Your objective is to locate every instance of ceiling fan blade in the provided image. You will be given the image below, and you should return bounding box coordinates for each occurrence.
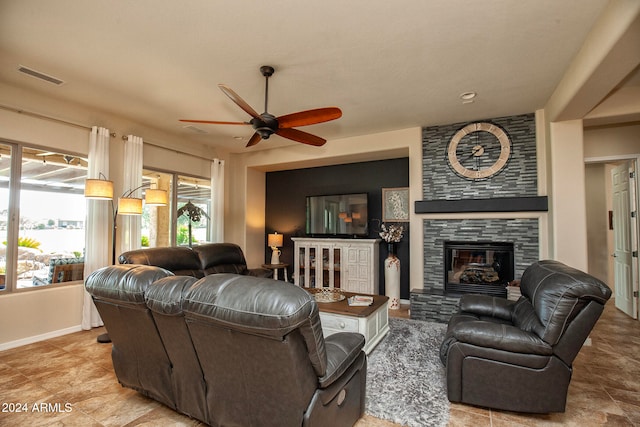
[276,128,326,146]
[245,132,262,148]
[277,107,342,129]
[218,84,260,119]
[179,119,249,125]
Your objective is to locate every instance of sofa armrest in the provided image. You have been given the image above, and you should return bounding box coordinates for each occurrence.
[452,321,552,355]
[246,267,274,278]
[459,294,515,321]
[318,332,365,388]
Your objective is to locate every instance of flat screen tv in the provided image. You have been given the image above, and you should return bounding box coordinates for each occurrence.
[306,193,368,237]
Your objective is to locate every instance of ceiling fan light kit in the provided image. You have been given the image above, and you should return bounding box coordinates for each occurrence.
[180,65,342,147]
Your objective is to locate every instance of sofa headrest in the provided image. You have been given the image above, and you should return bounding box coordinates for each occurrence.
[119,246,203,277]
[183,274,315,333]
[520,260,612,344]
[145,276,199,315]
[85,264,174,304]
[183,274,327,376]
[192,243,247,270]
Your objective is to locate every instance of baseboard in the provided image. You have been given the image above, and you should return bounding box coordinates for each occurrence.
[0,325,83,351]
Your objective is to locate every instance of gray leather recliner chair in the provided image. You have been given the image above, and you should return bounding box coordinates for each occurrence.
[439,260,612,413]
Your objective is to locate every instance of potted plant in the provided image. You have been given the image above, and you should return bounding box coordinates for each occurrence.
[177,201,210,248]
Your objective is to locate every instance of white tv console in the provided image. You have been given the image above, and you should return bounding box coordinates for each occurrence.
[292,237,381,295]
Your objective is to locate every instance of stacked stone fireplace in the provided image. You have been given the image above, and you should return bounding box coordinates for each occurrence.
[411,113,544,323]
[411,218,540,322]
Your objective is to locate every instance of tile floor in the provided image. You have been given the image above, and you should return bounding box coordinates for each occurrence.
[0,301,637,426]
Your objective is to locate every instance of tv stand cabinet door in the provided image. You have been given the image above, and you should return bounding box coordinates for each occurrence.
[342,243,378,294]
[293,240,339,288]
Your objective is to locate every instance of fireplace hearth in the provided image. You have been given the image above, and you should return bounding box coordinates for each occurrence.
[443,241,514,298]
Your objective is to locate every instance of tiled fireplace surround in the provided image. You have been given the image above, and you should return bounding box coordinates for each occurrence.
[410,113,543,323]
[411,218,540,322]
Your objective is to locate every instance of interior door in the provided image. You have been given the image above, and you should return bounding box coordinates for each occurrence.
[612,161,638,319]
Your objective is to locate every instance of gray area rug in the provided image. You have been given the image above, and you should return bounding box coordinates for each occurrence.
[365,317,449,427]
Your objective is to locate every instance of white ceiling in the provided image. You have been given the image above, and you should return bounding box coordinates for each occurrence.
[0,0,629,154]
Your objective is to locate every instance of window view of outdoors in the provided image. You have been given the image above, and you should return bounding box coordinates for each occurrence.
[1,146,87,290]
[0,150,212,291]
[142,169,172,248]
[176,175,211,246]
[0,143,12,291]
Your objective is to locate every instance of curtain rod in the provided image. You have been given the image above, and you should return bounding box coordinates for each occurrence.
[121,135,218,163]
[1,103,218,163]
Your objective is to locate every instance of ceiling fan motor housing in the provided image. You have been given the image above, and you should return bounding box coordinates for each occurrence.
[251,113,278,139]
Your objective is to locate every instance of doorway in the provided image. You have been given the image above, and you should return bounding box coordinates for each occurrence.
[585,159,639,319]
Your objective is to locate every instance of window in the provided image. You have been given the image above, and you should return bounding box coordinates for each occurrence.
[0,143,13,291]
[1,145,87,291]
[141,169,173,248]
[141,169,211,248]
[176,175,211,246]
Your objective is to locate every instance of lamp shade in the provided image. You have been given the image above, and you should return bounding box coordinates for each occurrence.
[144,189,168,206]
[84,178,114,200]
[268,232,283,247]
[118,197,143,215]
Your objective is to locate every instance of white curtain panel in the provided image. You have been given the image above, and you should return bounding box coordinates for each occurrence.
[210,159,225,242]
[120,135,143,254]
[82,126,110,330]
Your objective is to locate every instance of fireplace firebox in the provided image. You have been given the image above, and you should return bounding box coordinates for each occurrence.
[444,241,514,298]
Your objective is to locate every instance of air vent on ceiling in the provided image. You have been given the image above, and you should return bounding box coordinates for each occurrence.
[17,65,65,86]
[182,125,209,134]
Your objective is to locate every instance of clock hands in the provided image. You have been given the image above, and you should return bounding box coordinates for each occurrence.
[461,145,485,165]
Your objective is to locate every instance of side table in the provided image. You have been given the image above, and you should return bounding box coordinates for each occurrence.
[262,263,289,281]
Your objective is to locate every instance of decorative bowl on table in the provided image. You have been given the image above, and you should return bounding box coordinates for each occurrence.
[309,287,345,303]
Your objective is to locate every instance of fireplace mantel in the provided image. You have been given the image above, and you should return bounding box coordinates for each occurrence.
[415,196,548,214]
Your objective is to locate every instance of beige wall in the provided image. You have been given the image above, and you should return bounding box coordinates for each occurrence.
[584,124,640,158]
[549,120,589,270]
[0,84,218,349]
[585,163,609,283]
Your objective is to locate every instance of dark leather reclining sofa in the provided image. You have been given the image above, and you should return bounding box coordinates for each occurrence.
[85,245,367,427]
[439,260,612,413]
[118,242,273,278]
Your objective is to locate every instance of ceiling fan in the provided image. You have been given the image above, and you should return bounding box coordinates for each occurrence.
[180,65,342,147]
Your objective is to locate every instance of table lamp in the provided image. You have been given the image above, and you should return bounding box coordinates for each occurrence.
[268,232,283,264]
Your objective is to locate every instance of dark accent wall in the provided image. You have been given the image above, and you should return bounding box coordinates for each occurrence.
[265,158,410,298]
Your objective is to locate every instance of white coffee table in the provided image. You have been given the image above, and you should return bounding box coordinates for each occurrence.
[310,290,389,354]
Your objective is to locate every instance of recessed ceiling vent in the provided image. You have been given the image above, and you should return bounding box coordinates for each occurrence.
[17,65,65,86]
[182,125,209,134]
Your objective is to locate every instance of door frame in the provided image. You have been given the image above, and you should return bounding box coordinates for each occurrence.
[585,154,640,320]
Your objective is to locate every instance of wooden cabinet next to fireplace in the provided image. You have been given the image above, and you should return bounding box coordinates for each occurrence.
[292,238,381,294]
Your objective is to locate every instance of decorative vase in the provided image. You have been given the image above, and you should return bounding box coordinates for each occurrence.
[384,242,401,310]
